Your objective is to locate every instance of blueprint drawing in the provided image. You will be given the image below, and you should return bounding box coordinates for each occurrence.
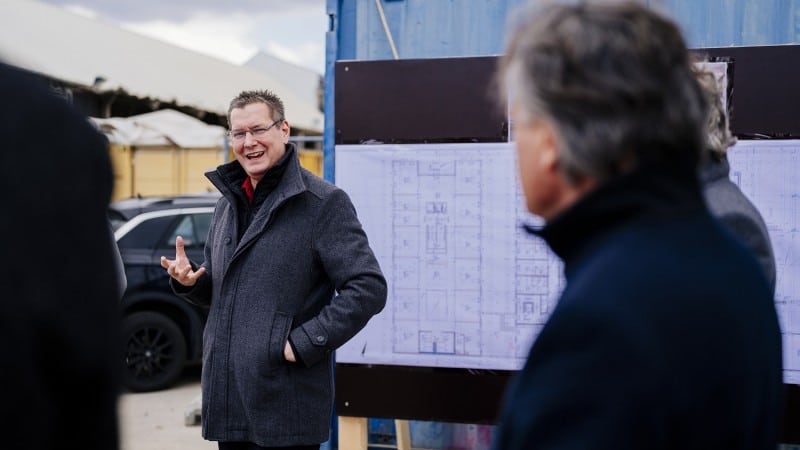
[728,140,800,384]
[335,143,562,370]
[334,141,798,381]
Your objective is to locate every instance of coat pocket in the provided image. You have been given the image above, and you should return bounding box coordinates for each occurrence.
[266,311,293,371]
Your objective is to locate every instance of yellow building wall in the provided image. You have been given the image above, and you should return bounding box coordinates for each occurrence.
[298,149,323,178]
[132,147,179,197]
[110,144,133,200]
[179,149,221,193]
[110,145,321,200]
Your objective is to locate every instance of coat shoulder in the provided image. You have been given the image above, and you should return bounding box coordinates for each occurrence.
[301,169,341,200]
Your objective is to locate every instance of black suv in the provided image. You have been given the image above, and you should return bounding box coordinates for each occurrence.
[111,193,219,391]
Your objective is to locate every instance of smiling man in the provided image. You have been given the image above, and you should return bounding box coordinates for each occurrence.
[161,90,387,450]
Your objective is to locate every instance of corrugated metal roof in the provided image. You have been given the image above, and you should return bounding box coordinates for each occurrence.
[0,0,323,132]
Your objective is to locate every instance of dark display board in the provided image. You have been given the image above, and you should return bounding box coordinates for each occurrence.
[699,45,800,139]
[334,46,800,440]
[334,56,506,144]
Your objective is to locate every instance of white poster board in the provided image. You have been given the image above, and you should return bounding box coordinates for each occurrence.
[336,140,800,382]
[335,143,562,370]
[727,140,800,383]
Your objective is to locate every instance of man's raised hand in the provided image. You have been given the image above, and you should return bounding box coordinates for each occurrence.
[160,235,206,287]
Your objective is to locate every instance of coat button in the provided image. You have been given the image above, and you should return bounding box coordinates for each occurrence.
[225,237,231,244]
[316,336,325,343]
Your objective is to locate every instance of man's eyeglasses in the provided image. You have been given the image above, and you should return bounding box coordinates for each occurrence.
[229,119,283,141]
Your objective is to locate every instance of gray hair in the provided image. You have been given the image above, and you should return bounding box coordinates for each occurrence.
[227,89,285,127]
[695,69,736,156]
[498,2,708,185]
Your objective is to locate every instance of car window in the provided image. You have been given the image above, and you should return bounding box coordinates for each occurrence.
[118,216,174,250]
[166,215,197,248]
[164,213,212,249]
[193,213,212,246]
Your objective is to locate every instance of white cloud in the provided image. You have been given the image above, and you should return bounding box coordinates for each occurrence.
[47,0,328,72]
[61,4,98,19]
[120,12,261,65]
[43,0,324,22]
[247,6,327,73]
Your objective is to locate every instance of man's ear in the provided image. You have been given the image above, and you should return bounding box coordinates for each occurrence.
[535,118,561,174]
[537,120,597,201]
[281,120,291,144]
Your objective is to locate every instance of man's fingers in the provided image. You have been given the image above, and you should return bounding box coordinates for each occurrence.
[175,235,187,258]
[164,241,204,286]
[169,265,205,287]
[176,263,193,280]
[188,266,206,282]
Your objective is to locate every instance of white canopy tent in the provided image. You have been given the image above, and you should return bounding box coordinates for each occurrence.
[92,109,227,148]
[0,0,323,133]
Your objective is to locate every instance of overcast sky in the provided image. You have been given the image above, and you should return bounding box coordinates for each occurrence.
[40,0,328,74]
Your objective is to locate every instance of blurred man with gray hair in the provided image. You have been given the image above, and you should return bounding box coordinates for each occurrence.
[493,2,782,449]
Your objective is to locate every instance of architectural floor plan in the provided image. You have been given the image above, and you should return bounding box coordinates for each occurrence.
[335,143,562,370]
[336,140,800,380]
[728,140,800,383]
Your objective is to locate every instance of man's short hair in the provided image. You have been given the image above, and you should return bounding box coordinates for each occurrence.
[228,90,285,127]
[498,2,708,184]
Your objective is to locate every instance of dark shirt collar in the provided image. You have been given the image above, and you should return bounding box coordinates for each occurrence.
[248,145,293,206]
[213,144,295,206]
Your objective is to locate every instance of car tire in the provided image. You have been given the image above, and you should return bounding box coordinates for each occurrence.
[122,311,187,392]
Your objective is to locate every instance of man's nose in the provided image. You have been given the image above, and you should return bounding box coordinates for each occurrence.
[243,131,258,145]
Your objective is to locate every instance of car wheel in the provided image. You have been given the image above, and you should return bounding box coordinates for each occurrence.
[122,311,187,392]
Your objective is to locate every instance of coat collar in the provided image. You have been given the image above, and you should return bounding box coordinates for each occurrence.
[206,143,307,205]
[526,164,705,271]
[698,153,730,185]
[206,143,308,257]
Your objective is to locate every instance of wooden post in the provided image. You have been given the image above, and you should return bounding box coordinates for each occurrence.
[338,416,368,450]
[394,419,410,450]
[338,416,412,450]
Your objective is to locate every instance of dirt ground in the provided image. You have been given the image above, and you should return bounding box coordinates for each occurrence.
[119,367,216,450]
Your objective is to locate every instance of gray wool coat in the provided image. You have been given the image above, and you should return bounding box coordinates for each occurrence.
[700,154,776,294]
[174,145,387,446]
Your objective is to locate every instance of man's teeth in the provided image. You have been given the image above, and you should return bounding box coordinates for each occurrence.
[246,151,265,159]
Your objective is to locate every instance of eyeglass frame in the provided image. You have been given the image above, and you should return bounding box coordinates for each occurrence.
[228,118,284,141]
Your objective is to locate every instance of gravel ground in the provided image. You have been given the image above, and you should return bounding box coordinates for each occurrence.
[119,367,216,450]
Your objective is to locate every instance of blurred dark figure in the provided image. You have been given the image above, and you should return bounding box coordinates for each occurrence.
[0,61,120,449]
[493,2,782,449]
[696,68,776,294]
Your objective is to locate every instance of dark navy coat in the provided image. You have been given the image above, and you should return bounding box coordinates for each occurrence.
[493,167,782,449]
[176,146,387,446]
[0,62,120,449]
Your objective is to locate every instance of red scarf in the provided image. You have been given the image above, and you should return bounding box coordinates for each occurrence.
[241,177,254,203]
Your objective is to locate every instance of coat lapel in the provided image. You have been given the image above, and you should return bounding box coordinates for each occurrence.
[229,153,308,264]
